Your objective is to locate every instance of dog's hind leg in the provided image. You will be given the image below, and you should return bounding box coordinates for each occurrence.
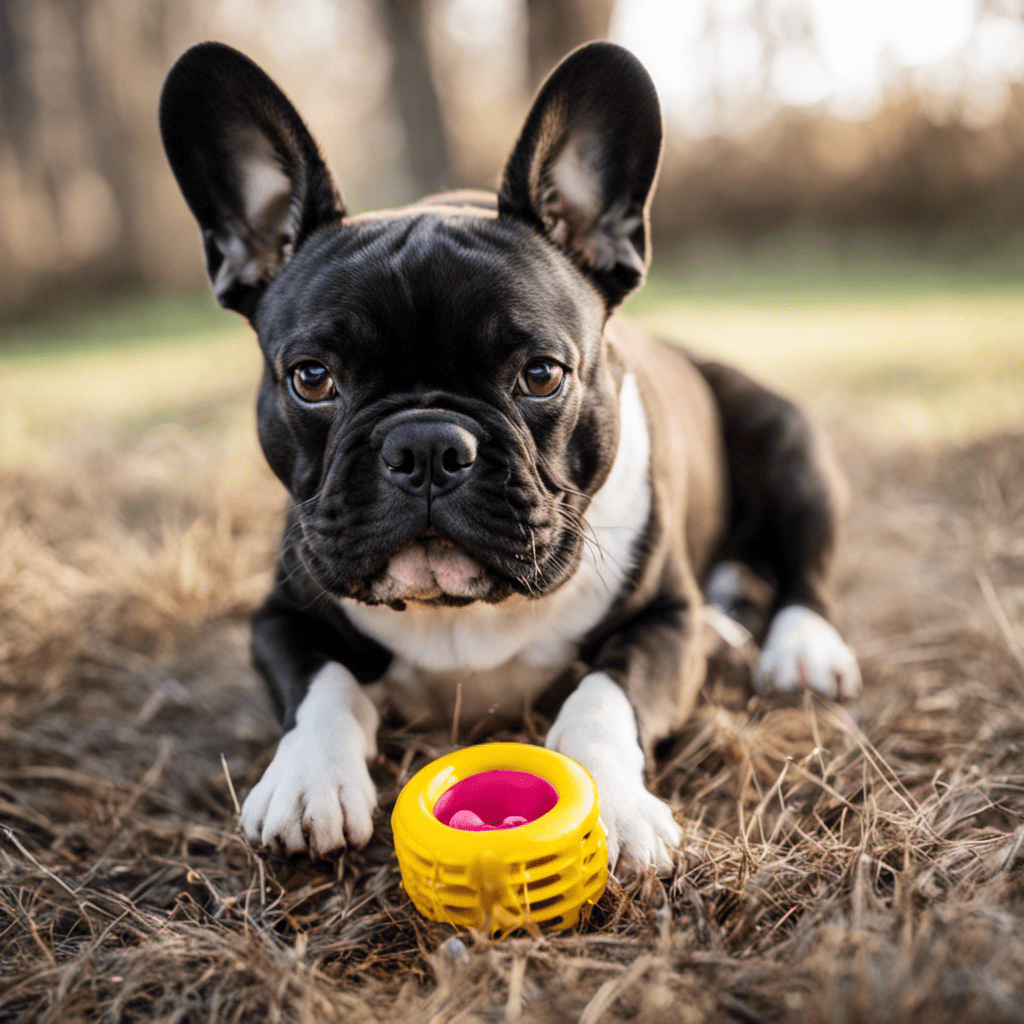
[697,360,861,699]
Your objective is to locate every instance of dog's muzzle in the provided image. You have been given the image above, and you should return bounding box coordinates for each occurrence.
[360,409,498,603]
[371,409,482,498]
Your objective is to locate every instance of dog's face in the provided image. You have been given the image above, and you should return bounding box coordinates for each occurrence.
[160,42,662,608]
[253,213,612,607]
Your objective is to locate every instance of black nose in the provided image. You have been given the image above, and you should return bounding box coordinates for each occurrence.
[378,414,478,496]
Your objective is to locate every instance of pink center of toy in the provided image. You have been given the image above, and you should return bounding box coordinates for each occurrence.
[433,770,558,831]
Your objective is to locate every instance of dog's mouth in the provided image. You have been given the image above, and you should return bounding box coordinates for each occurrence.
[367,533,496,606]
[302,519,579,610]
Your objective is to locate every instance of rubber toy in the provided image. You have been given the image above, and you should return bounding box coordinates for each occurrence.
[392,743,608,936]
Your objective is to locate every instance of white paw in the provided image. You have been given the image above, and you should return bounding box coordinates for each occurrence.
[756,605,861,699]
[704,562,749,615]
[587,766,681,876]
[545,673,681,876]
[240,729,377,856]
[240,663,380,857]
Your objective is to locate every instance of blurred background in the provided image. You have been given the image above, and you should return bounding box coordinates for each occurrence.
[2,0,1024,461]
[7,9,1024,1014]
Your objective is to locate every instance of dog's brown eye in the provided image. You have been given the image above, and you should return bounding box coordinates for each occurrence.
[291,361,336,403]
[517,359,564,398]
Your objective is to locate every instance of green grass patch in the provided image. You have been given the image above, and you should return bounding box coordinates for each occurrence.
[628,229,1024,311]
[2,234,1023,463]
[0,294,256,469]
[0,289,233,361]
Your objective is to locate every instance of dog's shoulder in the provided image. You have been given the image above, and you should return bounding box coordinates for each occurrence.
[607,317,729,577]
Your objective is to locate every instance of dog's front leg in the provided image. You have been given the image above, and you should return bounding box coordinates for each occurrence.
[239,607,380,858]
[545,599,700,876]
[546,674,682,875]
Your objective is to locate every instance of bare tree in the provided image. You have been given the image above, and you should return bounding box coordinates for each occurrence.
[0,0,32,151]
[379,0,451,197]
[66,0,146,288]
[525,0,615,87]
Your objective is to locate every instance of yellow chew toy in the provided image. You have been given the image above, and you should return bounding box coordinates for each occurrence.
[391,743,608,936]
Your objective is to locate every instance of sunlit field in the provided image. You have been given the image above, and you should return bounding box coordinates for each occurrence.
[3,243,1024,1022]
[4,238,1024,461]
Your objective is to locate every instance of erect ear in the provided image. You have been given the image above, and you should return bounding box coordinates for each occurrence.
[498,41,663,308]
[159,42,343,320]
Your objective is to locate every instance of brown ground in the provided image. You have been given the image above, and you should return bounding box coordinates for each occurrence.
[2,423,1024,1024]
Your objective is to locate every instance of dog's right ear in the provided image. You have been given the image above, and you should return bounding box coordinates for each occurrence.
[498,42,662,309]
[159,42,343,320]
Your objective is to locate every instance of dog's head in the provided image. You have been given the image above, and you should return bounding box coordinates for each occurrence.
[160,41,662,608]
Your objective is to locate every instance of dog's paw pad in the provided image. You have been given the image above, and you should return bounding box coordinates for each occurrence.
[756,605,861,699]
[240,733,377,857]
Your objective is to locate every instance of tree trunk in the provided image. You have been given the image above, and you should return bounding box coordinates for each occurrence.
[0,0,33,149]
[65,0,146,287]
[525,0,615,88]
[379,0,451,198]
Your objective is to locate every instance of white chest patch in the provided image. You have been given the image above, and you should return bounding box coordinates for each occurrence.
[341,373,652,726]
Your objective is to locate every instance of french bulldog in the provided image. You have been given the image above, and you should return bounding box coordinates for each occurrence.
[159,40,860,874]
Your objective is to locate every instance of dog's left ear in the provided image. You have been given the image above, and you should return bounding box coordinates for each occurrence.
[499,42,663,307]
[159,42,343,320]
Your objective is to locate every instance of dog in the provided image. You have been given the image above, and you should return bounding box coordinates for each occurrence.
[159,40,860,874]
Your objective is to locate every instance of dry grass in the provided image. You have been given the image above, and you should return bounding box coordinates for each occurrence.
[3,316,1024,1021]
